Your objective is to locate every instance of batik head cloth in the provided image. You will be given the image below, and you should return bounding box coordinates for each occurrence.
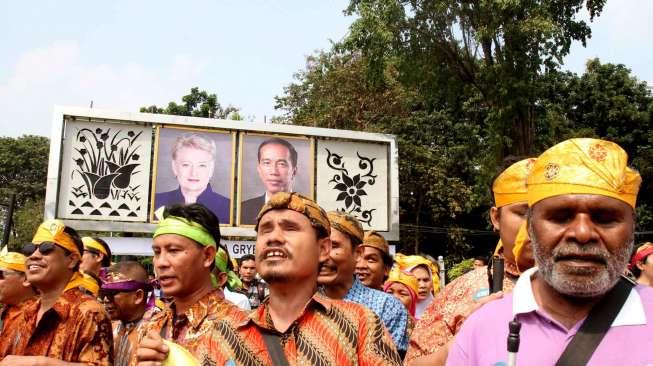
[630,242,653,270]
[394,253,440,293]
[82,237,108,256]
[32,219,80,255]
[361,230,389,255]
[492,158,536,207]
[327,211,364,244]
[383,268,419,316]
[153,216,216,247]
[527,138,641,208]
[256,192,330,237]
[0,246,26,273]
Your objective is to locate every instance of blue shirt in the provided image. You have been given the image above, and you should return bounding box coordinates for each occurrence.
[344,278,410,351]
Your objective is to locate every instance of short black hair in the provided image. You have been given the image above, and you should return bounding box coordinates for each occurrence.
[87,237,112,267]
[239,254,256,265]
[162,203,221,271]
[257,138,298,168]
[63,226,84,272]
[474,256,488,265]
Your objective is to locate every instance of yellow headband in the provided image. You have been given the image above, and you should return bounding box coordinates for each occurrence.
[361,230,389,255]
[32,219,80,255]
[0,246,27,273]
[82,237,108,256]
[528,138,641,208]
[256,192,331,236]
[328,211,364,243]
[493,158,536,207]
[385,267,419,295]
[511,220,530,273]
[394,253,440,293]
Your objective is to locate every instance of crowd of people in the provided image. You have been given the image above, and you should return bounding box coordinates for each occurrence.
[0,137,652,365]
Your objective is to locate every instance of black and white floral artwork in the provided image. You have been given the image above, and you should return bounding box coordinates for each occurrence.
[316,140,389,230]
[57,120,152,221]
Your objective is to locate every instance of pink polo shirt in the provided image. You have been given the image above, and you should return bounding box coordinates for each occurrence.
[446,267,653,365]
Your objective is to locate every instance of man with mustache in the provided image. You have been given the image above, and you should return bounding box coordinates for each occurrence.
[447,138,653,365]
[318,211,410,357]
[406,158,535,365]
[0,220,113,365]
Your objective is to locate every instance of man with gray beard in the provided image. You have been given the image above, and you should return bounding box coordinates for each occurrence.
[446,138,653,365]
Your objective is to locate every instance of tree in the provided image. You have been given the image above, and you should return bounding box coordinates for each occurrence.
[0,135,50,205]
[141,87,240,119]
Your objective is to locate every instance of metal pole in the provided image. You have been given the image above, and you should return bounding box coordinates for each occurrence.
[437,255,446,288]
[2,194,16,246]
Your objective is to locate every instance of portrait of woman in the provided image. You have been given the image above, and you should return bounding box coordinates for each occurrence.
[152,128,234,224]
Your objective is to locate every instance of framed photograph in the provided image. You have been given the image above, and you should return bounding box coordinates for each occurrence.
[237,133,314,226]
[150,126,236,225]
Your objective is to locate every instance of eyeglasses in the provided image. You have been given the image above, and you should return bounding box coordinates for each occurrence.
[21,242,58,256]
[99,289,137,302]
[0,269,22,280]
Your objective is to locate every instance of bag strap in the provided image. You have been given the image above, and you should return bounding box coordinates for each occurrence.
[555,276,635,366]
[262,330,291,366]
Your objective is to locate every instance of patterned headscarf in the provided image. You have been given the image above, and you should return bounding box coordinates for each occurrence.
[32,219,80,255]
[630,242,653,271]
[527,138,641,208]
[0,246,26,273]
[327,211,364,244]
[394,253,440,293]
[361,231,389,255]
[383,268,419,316]
[493,158,536,208]
[256,192,330,237]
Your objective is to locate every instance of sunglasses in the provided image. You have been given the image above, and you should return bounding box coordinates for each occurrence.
[99,289,139,302]
[21,242,60,256]
[0,269,22,280]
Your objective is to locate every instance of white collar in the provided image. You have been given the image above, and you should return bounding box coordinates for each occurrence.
[512,267,646,327]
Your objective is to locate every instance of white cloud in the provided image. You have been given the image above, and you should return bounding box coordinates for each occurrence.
[0,41,210,137]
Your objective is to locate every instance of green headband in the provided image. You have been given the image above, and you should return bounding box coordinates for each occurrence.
[153,216,216,247]
[213,247,243,291]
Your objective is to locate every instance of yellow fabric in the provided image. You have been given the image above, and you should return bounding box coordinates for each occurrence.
[63,271,87,293]
[256,192,330,236]
[328,211,364,243]
[511,221,530,273]
[385,267,419,295]
[162,340,200,366]
[361,231,389,255]
[78,272,100,296]
[492,158,537,207]
[82,237,108,256]
[527,138,641,208]
[394,253,440,293]
[32,219,80,255]
[0,246,27,273]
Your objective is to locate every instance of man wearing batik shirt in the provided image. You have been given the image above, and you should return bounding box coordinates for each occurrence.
[0,219,113,365]
[100,261,154,366]
[355,230,394,290]
[135,204,249,365]
[448,138,653,365]
[0,247,37,336]
[238,254,268,309]
[318,211,410,357]
[406,158,536,365]
[201,192,401,365]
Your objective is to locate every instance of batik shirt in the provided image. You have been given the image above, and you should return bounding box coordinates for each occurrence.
[344,277,410,352]
[204,292,402,365]
[0,303,26,337]
[112,317,147,366]
[0,288,113,365]
[135,288,250,365]
[405,266,516,362]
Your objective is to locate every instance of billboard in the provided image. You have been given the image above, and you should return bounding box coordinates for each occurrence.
[45,107,400,239]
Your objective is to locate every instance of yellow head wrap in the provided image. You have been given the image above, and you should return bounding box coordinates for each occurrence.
[528,138,641,208]
[82,237,108,256]
[511,220,530,273]
[394,253,440,293]
[32,219,80,255]
[385,267,420,295]
[256,192,330,237]
[0,246,27,273]
[493,158,537,207]
[77,272,100,296]
[361,231,390,255]
[328,211,364,244]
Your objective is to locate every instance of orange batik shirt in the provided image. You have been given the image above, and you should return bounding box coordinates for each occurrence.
[405,266,516,362]
[0,288,113,365]
[204,292,403,366]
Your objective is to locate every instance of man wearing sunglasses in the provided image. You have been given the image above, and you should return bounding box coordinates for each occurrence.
[0,247,37,337]
[100,261,154,366]
[0,219,113,365]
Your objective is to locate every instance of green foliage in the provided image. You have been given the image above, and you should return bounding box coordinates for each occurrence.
[447,258,474,282]
[8,198,44,248]
[0,135,50,205]
[140,87,240,119]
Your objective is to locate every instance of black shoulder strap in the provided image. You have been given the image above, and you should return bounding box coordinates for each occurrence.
[555,276,635,366]
[262,330,291,366]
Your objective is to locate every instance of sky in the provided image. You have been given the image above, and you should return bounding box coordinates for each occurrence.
[1,1,652,138]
